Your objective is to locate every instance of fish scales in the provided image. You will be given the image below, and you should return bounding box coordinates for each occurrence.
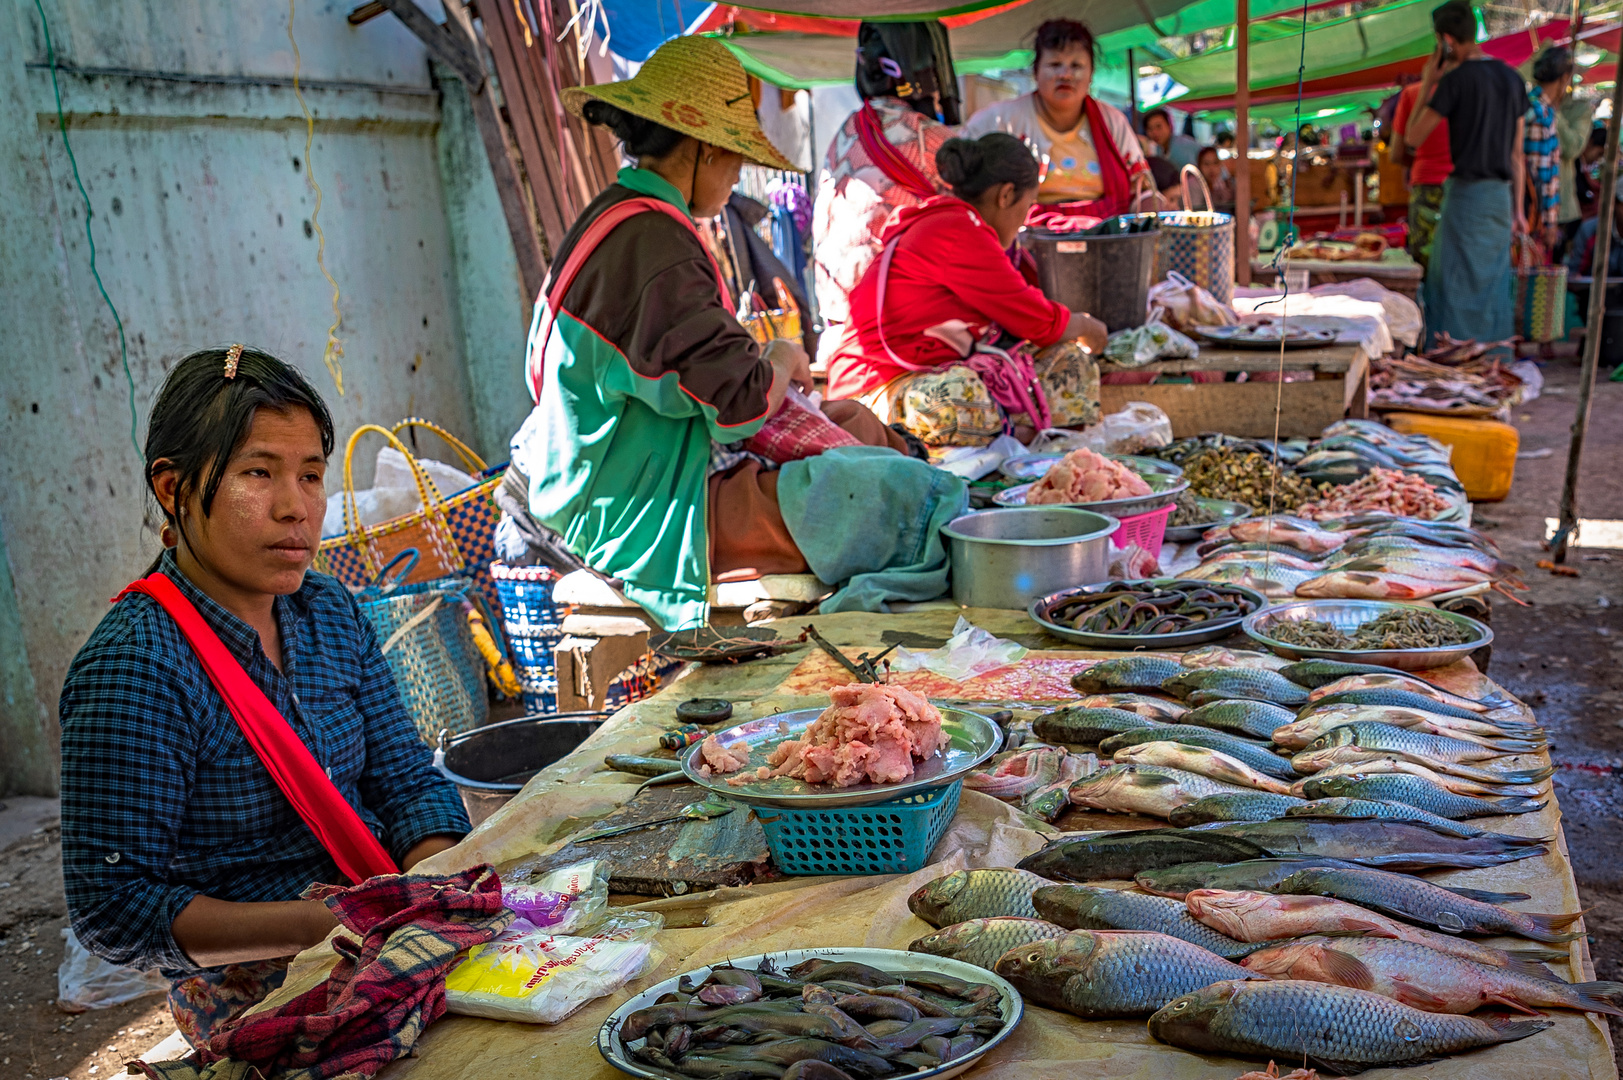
[1033,706,1163,745]
[1149,979,1551,1073]
[1112,742,1295,794]
[1195,818,1546,871]
[908,917,1069,971]
[1033,884,1264,959]
[1304,689,1485,721]
[995,930,1259,1018]
[1163,668,1311,706]
[1070,657,1188,694]
[1305,721,1526,764]
[1283,796,1537,841]
[1276,865,1584,942]
[1067,763,1256,817]
[1098,725,1297,780]
[1074,693,1189,721]
[1275,704,1540,751]
[1182,700,1297,740]
[1169,792,1307,826]
[1303,774,1545,819]
[1134,857,1362,898]
[907,868,1052,927]
[1306,672,1508,711]
[1017,828,1273,882]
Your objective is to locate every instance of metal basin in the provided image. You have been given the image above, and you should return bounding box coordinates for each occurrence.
[433,712,605,826]
[941,507,1119,610]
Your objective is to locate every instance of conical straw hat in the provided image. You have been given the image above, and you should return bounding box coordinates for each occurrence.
[564,36,798,172]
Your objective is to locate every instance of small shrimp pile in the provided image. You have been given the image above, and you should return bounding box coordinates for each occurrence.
[1027,448,1151,504]
[1295,467,1450,520]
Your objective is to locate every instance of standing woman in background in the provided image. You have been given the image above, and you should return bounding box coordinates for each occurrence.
[962,19,1151,223]
[813,20,961,363]
[59,348,470,1046]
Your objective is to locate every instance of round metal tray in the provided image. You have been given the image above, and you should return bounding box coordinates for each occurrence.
[999,452,1184,483]
[994,472,1188,517]
[1162,497,1254,543]
[1242,599,1493,670]
[680,706,1003,808]
[599,947,1024,1080]
[1030,578,1269,649]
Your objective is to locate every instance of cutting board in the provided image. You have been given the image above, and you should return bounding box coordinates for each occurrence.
[521,784,778,897]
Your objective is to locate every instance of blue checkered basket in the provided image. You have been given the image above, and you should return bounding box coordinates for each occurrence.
[314,420,505,614]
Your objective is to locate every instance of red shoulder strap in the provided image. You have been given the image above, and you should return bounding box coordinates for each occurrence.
[1084,96,1132,218]
[855,102,938,201]
[117,573,399,884]
[526,196,733,401]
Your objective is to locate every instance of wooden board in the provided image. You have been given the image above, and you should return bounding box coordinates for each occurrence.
[1101,368,1368,438]
[518,784,776,897]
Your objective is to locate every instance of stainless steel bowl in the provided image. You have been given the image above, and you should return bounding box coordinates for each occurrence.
[1000,452,1184,482]
[1030,578,1269,649]
[942,507,1119,610]
[1163,497,1254,543]
[993,472,1188,517]
[1242,599,1493,669]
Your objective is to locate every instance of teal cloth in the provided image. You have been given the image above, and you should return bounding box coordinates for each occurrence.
[778,446,968,613]
[1423,177,1514,351]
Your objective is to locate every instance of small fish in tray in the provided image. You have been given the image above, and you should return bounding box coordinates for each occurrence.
[1044,580,1261,636]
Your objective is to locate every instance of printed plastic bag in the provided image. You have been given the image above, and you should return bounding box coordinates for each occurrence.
[501,859,609,935]
[890,617,1028,681]
[1029,403,1173,456]
[1103,320,1200,367]
[57,928,166,1013]
[444,910,663,1024]
[1146,270,1239,332]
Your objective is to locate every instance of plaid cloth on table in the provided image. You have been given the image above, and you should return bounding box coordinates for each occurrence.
[58,550,470,977]
[132,868,512,1080]
[1527,86,1561,234]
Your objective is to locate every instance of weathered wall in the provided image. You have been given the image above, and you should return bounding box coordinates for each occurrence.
[0,0,529,794]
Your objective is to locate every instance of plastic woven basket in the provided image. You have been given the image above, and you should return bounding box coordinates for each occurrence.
[490,562,566,632]
[1110,503,1174,560]
[754,781,962,875]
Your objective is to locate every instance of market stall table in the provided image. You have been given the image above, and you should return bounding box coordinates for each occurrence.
[1099,342,1369,439]
[1251,255,1424,300]
[247,609,1614,1080]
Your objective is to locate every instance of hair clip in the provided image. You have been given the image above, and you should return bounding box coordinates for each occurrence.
[879,58,904,79]
[224,343,243,380]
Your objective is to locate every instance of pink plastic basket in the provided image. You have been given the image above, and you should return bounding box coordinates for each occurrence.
[1110,504,1173,560]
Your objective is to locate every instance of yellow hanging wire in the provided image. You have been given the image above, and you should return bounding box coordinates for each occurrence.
[287,0,345,395]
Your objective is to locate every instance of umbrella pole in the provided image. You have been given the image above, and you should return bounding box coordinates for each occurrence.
[1235,0,1252,285]
[1128,48,1139,129]
[1553,70,1623,562]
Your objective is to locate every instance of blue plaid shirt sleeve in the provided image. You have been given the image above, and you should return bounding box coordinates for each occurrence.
[1526,90,1561,230]
[59,613,207,972]
[342,588,473,861]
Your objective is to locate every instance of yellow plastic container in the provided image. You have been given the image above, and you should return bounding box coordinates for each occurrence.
[1384,412,1520,503]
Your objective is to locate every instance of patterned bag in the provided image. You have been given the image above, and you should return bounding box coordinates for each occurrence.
[314,420,504,612]
[1512,233,1566,343]
[1154,177,1236,305]
[356,565,489,743]
[742,388,862,463]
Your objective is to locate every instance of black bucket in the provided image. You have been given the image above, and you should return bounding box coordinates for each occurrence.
[433,712,605,826]
[1601,309,1623,368]
[1021,219,1162,332]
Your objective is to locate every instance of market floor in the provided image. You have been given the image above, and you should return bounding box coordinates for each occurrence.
[5,359,1623,1079]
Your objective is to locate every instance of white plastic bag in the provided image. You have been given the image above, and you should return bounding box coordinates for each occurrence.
[934,434,1028,481]
[1029,403,1173,456]
[444,910,663,1024]
[890,617,1028,681]
[501,860,609,935]
[1103,321,1200,367]
[56,928,166,1013]
[321,447,479,538]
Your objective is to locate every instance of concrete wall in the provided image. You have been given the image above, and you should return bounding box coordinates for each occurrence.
[0,1,530,795]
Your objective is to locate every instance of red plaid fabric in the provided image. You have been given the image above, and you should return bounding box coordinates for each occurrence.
[136,867,510,1080]
[742,394,862,464]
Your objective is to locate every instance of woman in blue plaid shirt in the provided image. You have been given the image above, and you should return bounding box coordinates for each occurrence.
[58,348,471,1045]
[1526,48,1573,253]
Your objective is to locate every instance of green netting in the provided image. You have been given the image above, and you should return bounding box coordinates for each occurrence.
[1152,0,1436,102]
[1196,87,1393,124]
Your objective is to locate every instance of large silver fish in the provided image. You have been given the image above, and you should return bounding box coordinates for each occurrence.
[1303,721,1537,764]
[908,917,1068,971]
[1182,699,1298,740]
[1304,672,1513,712]
[1162,667,1312,706]
[1073,693,1189,721]
[1148,979,1550,1073]
[1282,796,1544,842]
[995,930,1260,1018]
[1275,864,1584,942]
[1302,773,1544,819]
[1113,741,1296,795]
[1168,791,1307,827]
[1033,706,1162,745]
[1032,884,1264,959]
[1273,704,1540,751]
[1290,753,1547,799]
[1194,818,1548,871]
[1067,764,1255,817]
[907,868,1051,927]
[1070,657,1188,694]
[1098,725,1298,781]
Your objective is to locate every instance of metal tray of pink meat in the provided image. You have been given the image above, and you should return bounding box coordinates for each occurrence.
[992,471,1187,517]
[679,707,1002,809]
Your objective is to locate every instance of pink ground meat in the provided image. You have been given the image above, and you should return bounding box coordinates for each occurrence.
[699,734,750,774]
[764,684,949,788]
[1026,448,1151,504]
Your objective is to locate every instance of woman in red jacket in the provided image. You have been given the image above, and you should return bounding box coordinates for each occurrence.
[825,133,1108,445]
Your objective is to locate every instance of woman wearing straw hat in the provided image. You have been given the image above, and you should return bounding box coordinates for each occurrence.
[509,36,913,631]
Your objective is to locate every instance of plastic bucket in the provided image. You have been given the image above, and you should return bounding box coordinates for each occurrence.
[433,712,605,826]
[1021,221,1161,332]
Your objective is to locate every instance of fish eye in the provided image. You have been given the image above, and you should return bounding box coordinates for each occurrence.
[1170,1000,1189,1011]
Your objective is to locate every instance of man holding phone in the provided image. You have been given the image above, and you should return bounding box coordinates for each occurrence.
[1402,0,1526,352]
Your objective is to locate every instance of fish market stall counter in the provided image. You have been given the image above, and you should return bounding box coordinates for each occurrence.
[249,609,1615,1080]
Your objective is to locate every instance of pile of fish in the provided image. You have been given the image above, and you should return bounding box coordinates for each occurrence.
[1175,513,1523,600]
[918,649,1588,1070]
[1370,343,1527,414]
[616,956,1008,1079]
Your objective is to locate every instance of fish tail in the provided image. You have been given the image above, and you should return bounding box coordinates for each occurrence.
[1518,910,1587,943]
[1506,945,1571,964]
[1492,798,1547,815]
[1564,982,1623,1017]
[1481,1016,1554,1042]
